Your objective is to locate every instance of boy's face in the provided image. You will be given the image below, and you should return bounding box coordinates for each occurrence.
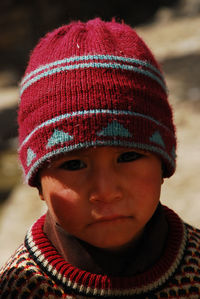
[40,146,163,251]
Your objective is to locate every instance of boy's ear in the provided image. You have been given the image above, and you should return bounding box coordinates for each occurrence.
[161,164,166,183]
[35,172,45,200]
[37,183,45,201]
[39,191,45,201]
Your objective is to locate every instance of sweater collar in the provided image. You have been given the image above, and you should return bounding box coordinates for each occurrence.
[25,205,187,297]
[43,203,168,276]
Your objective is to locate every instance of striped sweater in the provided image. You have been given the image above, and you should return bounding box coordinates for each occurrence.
[1,207,200,298]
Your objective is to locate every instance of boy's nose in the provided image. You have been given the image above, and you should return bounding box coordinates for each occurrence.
[89,168,122,203]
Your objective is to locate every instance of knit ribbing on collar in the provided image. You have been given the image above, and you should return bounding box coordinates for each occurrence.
[25,206,187,297]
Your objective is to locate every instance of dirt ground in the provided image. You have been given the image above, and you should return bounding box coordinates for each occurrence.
[0,13,200,267]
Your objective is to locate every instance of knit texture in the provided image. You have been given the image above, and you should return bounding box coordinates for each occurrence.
[18,18,176,186]
[1,207,200,298]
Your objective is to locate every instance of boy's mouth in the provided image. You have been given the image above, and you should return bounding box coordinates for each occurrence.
[91,215,132,224]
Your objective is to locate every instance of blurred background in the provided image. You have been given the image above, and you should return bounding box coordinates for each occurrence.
[0,0,200,266]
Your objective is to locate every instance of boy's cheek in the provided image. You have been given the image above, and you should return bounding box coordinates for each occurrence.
[44,191,88,229]
[46,190,77,212]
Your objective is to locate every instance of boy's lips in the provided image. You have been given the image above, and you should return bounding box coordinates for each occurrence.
[90,215,132,225]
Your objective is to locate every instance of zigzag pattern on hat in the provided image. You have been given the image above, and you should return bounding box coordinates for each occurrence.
[19,110,174,151]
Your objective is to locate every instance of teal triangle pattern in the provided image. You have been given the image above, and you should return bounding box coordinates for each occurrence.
[46,129,74,149]
[27,148,36,167]
[97,121,131,138]
[150,131,165,148]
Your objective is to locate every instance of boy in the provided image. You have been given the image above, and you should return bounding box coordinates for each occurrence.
[0,18,200,298]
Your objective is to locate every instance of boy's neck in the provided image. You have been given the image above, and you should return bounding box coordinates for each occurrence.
[44,203,168,276]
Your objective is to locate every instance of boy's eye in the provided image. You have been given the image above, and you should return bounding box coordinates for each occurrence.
[59,159,86,171]
[117,151,143,163]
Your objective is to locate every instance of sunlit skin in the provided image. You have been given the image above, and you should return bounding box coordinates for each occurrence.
[39,146,163,251]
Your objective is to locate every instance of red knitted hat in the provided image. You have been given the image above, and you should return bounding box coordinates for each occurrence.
[18,18,176,186]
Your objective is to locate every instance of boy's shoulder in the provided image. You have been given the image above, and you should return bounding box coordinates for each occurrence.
[168,221,200,296]
[0,243,69,298]
[0,244,45,297]
[185,221,200,239]
[0,243,35,279]
[165,206,200,266]
[184,221,200,260]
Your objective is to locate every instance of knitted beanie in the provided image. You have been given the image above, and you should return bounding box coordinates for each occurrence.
[18,18,176,186]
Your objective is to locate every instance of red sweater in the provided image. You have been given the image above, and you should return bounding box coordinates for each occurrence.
[1,206,200,298]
